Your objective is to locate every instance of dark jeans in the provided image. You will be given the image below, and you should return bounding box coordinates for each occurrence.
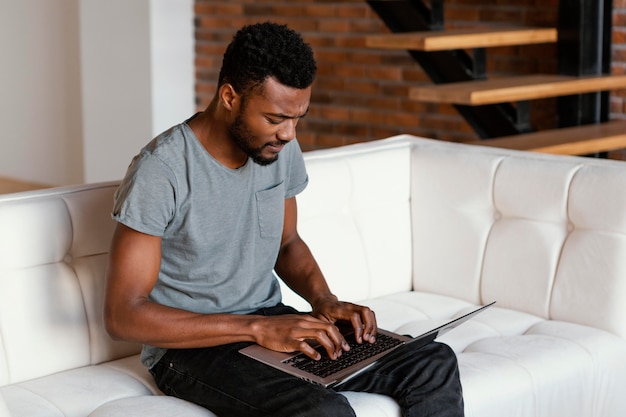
[149,304,465,417]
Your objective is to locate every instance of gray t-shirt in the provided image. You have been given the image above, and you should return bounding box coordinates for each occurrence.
[112,119,308,368]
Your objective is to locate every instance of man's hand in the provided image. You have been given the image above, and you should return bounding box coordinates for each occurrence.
[311,296,377,345]
[251,314,350,361]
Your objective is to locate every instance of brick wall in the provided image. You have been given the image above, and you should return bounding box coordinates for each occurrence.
[194,0,625,152]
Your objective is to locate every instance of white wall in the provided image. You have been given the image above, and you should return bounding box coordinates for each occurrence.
[150,0,195,137]
[0,0,84,185]
[0,0,194,185]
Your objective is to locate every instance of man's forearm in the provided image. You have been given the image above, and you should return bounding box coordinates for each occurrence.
[274,235,336,308]
[105,297,264,348]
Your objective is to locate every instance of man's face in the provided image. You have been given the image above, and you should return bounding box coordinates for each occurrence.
[229,77,311,166]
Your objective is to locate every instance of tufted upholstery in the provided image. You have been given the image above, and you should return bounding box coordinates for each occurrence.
[1,135,625,416]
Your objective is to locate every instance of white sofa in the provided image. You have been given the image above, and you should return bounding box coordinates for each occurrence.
[1,135,626,417]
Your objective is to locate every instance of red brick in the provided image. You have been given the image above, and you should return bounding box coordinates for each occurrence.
[333,65,367,78]
[365,66,403,81]
[318,19,351,33]
[337,5,370,19]
[194,3,243,15]
[304,5,338,18]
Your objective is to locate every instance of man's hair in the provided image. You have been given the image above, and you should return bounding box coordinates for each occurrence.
[218,22,317,96]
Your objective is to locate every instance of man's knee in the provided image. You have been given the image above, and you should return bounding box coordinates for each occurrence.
[433,342,460,367]
[296,391,356,417]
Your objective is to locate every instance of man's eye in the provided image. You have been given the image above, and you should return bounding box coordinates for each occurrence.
[268,118,282,125]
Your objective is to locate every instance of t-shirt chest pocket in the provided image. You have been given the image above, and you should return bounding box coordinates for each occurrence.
[255,182,285,239]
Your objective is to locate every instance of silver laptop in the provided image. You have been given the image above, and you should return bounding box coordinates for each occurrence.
[240,301,495,387]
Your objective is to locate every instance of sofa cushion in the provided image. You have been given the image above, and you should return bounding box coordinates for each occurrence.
[1,363,152,417]
[282,140,414,311]
[407,138,626,340]
[0,184,140,388]
[364,290,626,417]
[87,396,215,417]
[0,391,10,417]
[340,392,400,417]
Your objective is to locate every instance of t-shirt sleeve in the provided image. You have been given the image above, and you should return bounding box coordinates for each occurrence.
[112,154,176,237]
[285,139,309,199]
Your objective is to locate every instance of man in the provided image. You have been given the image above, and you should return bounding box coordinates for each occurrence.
[105,22,464,417]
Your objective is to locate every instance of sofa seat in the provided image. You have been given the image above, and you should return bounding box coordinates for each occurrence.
[366,291,626,416]
[87,396,213,417]
[4,289,624,417]
[0,363,152,417]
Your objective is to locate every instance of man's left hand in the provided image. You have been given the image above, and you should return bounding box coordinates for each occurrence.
[311,296,377,344]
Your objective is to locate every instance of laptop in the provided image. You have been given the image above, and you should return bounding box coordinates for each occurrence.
[240,301,495,387]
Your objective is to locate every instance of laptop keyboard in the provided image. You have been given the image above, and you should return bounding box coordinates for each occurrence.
[283,333,404,378]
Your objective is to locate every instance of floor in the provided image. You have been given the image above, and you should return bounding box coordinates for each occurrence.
[0,176,52,195]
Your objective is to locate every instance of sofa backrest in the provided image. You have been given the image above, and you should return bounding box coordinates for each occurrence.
[281,138,414,311]
[0,183,140,386]
[408,137,626,339]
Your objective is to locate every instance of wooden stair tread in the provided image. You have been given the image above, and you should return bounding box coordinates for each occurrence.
[365,27,557,51]
[465,120,626,155]
[409,74,626,105]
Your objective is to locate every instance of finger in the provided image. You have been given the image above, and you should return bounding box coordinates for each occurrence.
[297,322,347,360]
[316,325,349,359]
[348,307,376,344]
[297,340,321,361]
[361,308,377,343]
[349,312,365,344]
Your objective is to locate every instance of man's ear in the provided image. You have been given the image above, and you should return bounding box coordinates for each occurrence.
[219,84,240,112]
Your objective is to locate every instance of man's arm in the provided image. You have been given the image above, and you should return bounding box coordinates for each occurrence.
[104,222,349,359]
[275,197,377,345]
[104,223,264,348]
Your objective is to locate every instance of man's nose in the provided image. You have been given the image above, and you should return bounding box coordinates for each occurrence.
[278,119,297,141]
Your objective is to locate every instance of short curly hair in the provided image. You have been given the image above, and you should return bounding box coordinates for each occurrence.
[218,22,317,96]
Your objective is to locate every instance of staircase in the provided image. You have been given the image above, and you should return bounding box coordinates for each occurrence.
[365,0,626,157]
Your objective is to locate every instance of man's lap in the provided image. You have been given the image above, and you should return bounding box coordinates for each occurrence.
[148,304,464,417]
[150,341,356,417]
[149,303,356,416]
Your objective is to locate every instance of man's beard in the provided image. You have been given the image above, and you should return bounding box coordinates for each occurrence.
[229,114,287,166]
